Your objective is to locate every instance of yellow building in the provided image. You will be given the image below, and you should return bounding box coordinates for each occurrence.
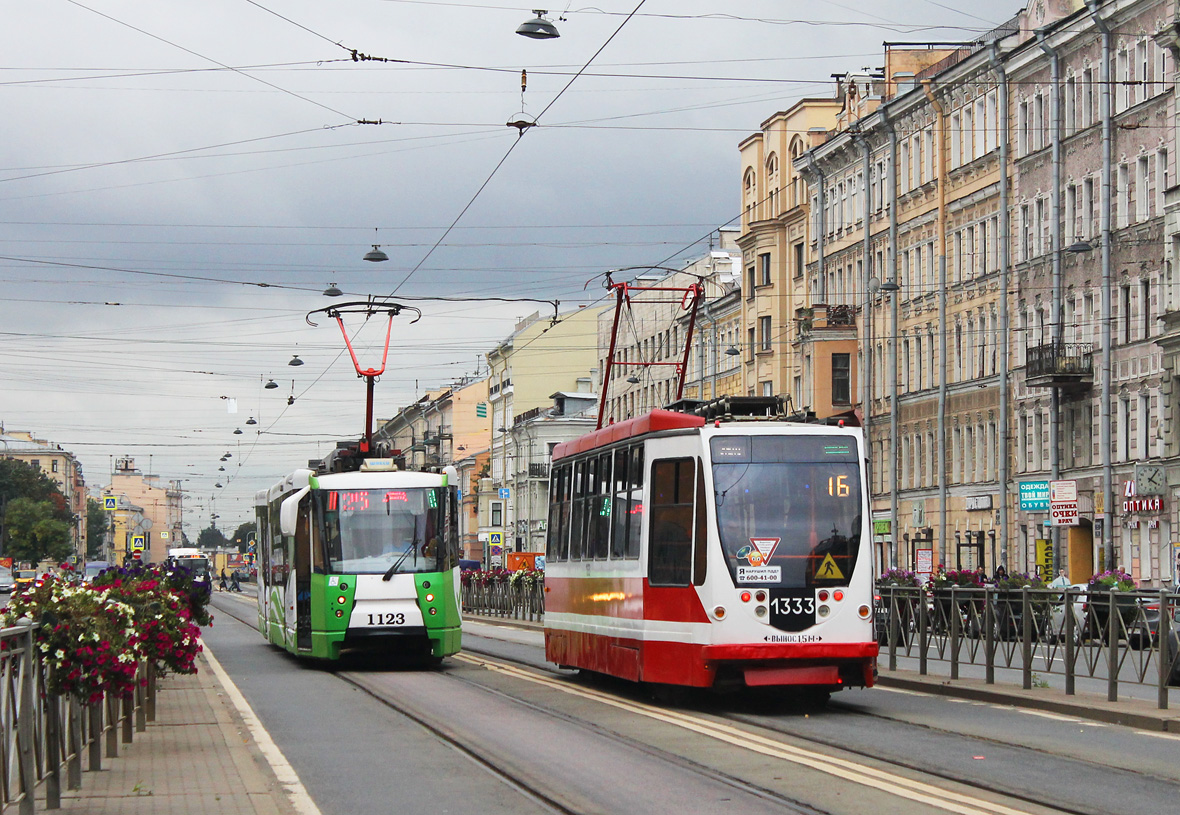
[738,98,843,410]
[103,457,184,565]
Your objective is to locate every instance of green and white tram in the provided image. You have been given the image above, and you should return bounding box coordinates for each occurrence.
[255,457,462,662]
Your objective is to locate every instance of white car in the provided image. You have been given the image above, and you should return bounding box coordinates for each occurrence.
[0,572,13,593]
[1047,583,1088,642]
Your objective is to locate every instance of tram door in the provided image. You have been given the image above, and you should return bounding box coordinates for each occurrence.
[294,500,313,651]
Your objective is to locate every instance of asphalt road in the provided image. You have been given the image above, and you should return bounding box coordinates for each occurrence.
[203,592,1180,815]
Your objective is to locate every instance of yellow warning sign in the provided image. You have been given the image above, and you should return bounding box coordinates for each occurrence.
[815,553,844,580]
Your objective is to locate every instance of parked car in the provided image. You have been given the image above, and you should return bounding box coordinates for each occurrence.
[0,572,13,593]
[13,569,38,591]
[83,561,112,583]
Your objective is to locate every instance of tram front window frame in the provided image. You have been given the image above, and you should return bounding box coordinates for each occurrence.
[710,435,863,589]
[314,487,451,575]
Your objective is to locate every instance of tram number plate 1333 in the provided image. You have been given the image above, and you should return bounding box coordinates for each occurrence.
[768,589,816,632]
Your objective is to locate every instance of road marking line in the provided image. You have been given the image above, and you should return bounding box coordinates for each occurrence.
[1017,710,1083,722]
[454,654,1038,815]
[202,641,323,815]
[1134,730,1180,741]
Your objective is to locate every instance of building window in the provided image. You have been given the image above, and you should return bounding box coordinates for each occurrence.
[758,316,772,351]
[761,381,773,397]
[30,460,40,470]
[793,242,804,279]
[51,460,59,473]
[491,501,503,527]
[832,353,851,405]
[746,265,755,298]
[758,252,771,286]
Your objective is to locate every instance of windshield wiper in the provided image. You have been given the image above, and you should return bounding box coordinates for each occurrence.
[382,527,421,581]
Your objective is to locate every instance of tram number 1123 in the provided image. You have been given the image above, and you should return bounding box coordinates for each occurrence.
[366,612,406,626]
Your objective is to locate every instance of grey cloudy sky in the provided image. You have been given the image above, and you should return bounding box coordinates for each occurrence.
[0,0,1021,532]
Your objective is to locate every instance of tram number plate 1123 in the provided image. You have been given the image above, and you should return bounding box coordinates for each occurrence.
[365,612,406,626]
[768,589,816,632]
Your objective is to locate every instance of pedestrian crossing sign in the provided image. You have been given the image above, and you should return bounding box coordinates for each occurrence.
[815,553,844,581]
[131,535,145,551]
[104,496,117,510]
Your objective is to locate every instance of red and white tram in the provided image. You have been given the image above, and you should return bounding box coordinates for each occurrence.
[543,398,878,693]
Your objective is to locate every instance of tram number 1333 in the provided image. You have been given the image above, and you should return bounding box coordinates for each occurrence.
[366,612,406,626]
[768,591,817,632]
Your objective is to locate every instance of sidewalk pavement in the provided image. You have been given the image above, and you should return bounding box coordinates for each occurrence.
[463,613,1180,732]
[49,649,299,815]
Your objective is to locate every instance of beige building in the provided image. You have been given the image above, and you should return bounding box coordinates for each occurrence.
[487,306,605,553]
[374,376,491,473]
[739,99,844,410]
[1,429,88,558]
[103,457,184,565]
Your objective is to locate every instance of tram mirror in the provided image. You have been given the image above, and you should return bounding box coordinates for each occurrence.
[280,486,311,536]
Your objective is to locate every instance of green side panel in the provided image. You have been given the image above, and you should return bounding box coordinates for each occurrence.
[308,572,355,660]
[416,570,462,657]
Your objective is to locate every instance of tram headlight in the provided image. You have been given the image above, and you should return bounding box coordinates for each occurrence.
[755,606,767,618]
[429,608,437,616]
[818,605,831,618]
[336,595,347,605]
[425,593,435,603]
[335,610,344,618]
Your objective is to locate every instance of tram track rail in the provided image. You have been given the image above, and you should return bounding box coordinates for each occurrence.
[209,593,1103,815]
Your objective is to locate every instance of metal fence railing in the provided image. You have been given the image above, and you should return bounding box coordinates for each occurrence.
[1,620,157,813]
[462,580,545,622]
[877,586,1179,708]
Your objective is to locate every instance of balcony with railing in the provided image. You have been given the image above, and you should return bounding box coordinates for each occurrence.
[1025,342,1094,390]
[528,462,550,479]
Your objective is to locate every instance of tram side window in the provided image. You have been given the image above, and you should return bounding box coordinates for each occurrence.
[693,458,707,586]
[627,446,644,559]
[269,498,287,586]
[611,447,630,559]
[589,452,612,559]
[546,464,568,562]
[570,459,589,560]
[257,510,270,585]
[648,458,696,586]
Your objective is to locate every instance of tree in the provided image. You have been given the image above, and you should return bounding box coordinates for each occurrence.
[0,459,71,555]
[4,497,72,564]
[86,497,108,559]
[196,525,230,551]
[230,521,256,552]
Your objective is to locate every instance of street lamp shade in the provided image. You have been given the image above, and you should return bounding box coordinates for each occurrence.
[233,428,243,435]
[725,346,741,356]
[323,282,343,297]
[363,244,389,262]
[218,466,225,471]
[496,427,507,433]
[264,379,279,389]
[880,279,901,293]
[1067,239,1095,253]
[246,417,257,425]
[516,10,560,39]
[289,355,304,367]
[626,375,641,384]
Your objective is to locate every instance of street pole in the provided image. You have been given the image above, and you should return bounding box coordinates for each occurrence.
[1088,0,1115,571]
[883,103,899,571]
[989,42,1011,573]
[924,79,949,568]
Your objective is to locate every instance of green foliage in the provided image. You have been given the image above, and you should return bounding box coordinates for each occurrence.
[0,458,71,553]
[196,525,230,551]
[230,521,256,551]
[4,497,72,563]
[86,497,108,558]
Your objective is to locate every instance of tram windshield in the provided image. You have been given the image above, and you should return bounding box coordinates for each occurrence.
[711,435,862,588]
[317,488,447,575]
